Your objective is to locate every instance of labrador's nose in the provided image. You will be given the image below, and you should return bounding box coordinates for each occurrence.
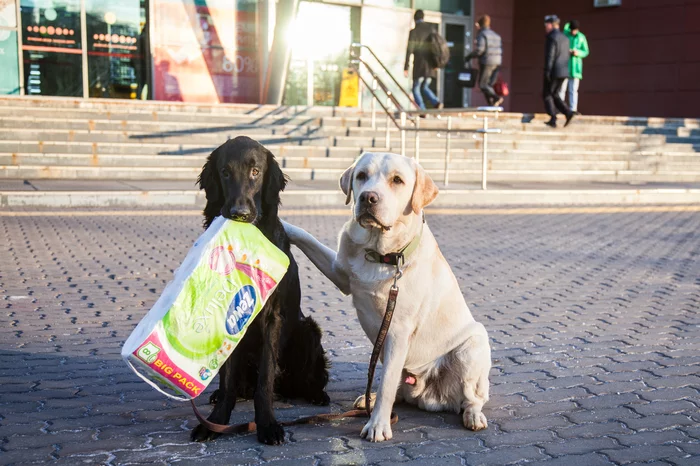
[229,206,252,222]
[359,191,380,206]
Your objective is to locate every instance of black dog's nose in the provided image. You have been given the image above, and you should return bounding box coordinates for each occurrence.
[359,191,379,205]
[229,207,252,222]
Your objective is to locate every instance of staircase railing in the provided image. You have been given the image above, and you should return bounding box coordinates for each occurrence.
[350,43,503,189]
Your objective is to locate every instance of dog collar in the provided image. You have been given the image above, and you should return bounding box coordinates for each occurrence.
[364,214,425,266]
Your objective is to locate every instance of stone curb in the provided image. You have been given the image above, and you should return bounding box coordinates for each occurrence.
[3,188,700,208]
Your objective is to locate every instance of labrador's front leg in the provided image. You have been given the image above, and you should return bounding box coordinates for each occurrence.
[361,327,410,442]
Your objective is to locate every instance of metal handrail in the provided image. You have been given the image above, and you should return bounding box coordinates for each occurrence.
[351,43,419,110]
[351,58,404,114]
[350,43,503,189]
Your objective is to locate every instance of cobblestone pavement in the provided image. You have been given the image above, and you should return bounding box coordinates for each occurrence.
[1,206,699,466]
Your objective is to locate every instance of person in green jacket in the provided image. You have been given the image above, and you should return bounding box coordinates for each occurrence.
[559,20,589,114]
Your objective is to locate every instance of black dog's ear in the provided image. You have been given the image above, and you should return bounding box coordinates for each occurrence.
[198,148,222,228]
[262,149,287,214]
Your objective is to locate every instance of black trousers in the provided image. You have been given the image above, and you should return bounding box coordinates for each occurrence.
[543,77,572,120]
[479,65,500,106]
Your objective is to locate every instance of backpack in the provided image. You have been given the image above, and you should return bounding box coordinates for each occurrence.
[426,32,450,69]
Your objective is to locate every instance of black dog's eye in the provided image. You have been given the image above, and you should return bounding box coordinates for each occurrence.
[221,170,230,179]
[393,176,403,185]
[356,172,367,181]
[251,167,260,177]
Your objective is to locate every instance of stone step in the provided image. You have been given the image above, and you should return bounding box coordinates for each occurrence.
[0,110,674,133]
[2,110,694,139]
[0,140,688,162]
[5,152,679,172]
[0,97,363,118]
[4,164,700,183]
[1,138,680,159]
[0,116,647,138]
[4,117,685,143]
[1,124,683,148]
[3,96,700,127]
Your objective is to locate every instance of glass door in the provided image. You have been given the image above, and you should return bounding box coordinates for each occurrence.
[0,0,20,94]
[443,21,466,108]
[284,1,356,107]
[423,11,471,108]
[86,0,148,99]
[20,0,83,96]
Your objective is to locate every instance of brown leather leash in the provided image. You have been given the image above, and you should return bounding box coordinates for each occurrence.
[190,261,403,435]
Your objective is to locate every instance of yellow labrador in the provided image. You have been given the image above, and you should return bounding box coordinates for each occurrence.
[283,152,491,442]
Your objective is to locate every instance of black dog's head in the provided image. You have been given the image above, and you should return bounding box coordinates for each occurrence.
[198,136,287,229]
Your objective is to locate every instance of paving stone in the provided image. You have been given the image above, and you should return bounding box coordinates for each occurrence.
[623,414,696,431]
[540,437,621,456]
[535,452,614,466]
[463,445,549,465]
[376,456,463,466]
[566,407,641,424]
[1,207,699,465]
[404,439,481,458]
[554,422,634,440]
[601,445,686,463]
[611,429,689,447]
[318,446,407,465]
[497,414,572,433]
[630,400,698,416]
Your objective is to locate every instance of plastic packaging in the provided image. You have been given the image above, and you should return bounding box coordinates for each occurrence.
[121,217,289,400]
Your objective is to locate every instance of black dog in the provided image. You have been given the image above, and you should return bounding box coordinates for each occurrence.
[191,136,329,445]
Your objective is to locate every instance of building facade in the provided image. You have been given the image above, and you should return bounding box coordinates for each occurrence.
[1,1,698,118]
[0,0,474,107]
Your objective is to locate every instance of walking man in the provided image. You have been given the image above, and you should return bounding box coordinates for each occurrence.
[543,15,574,128]
[465,15,503,107]
[559,20,589,115]
[404,10,443,110]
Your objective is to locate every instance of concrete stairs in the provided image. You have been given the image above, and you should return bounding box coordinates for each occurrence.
[1,96,699,185]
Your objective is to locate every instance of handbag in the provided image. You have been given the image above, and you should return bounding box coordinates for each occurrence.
[494,77,509,97]
[457,66,477,88]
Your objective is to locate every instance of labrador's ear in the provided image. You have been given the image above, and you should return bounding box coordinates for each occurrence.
[339,163,355,206]
[198,149,221,201]
[411,162,439,214]
[198,148,223,228]
[262,148,287,212]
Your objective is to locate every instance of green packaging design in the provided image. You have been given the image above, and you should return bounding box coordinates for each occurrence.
[122,217,290,400]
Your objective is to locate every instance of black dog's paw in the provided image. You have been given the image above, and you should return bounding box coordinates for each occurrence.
[209,389,220,405]
[257,422,285,445]
[310,390,330,406]
[191,424,220,443]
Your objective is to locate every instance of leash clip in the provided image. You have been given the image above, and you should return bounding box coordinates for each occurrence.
[392,262,403,290]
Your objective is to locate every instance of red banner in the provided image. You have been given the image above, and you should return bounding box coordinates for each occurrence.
[153,0,259,103]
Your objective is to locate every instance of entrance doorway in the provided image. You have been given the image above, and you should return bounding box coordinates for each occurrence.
[283,1,359,107]
[423,12,471,108]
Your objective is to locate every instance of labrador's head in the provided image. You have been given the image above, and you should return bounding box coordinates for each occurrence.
[339,152,438,231]
[198,136,286,229]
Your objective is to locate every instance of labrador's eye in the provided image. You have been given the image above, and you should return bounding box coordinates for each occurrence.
[393,176,403,185]
[356,172,367,181]
[222,170,230,179]
[251,168,260,177]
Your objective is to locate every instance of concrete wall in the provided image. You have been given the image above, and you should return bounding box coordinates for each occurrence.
[507,0,700,118]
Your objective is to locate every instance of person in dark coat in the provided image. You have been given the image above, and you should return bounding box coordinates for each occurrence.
[465,15,503,107]
[404,10,443,110]
[543,15,574,128]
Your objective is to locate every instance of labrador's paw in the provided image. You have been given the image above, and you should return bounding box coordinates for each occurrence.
[353,392,376,410]
[360,416,393,442]
[463,408,488,431]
